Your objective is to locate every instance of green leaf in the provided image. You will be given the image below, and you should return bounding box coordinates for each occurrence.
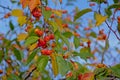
[113,0,119,3]
[42,8,52,20]
[25,36,39,46]
[90,32,97,38]
[26,49,39,65]
[110,64,120,78]
[9,21,14,31]
[105,8,112,18]
[62,32,73,38]
[7,74,20,80]
[90,0,105,3]
[94,68,108,78]
[0,50,3,63]
[55,30,70,49]
[108,3,120,10]
[74,36,80,48]
[59,33,70,49]
[79,47,93,61]
[56,56,70,76]
[104,40,109,50]
[37,55,49,72]
[48,21,58,32]
[13,48,22,61]
[74,8,92,21]
[106,3,120,17]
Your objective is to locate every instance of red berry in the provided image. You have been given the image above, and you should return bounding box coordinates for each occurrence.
[99,29,104,35]
[34,28,43,36]
[41,49,52,55]
[44,36,50,42]
[62,46,67,50]
[66,72,73,78]
[84,27,91,30]
[49,34,55,40]
[45,6,51,11]
[62,10,67,14]
[62,23,68,28]
[32,8,42,19]
[50,14,55,18]
[38,39,47,48]
[117,16,120,21]
[75,25,79,29]
[89,3,95,7]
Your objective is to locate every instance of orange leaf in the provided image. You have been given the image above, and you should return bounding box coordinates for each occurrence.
[20,0,29,8]
[28,0,41,12]
[78,72,94,80]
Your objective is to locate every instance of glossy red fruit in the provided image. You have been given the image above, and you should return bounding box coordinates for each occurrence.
[87,40,91,47]
[50,14,55,18]
[0,70,3,74]
[34,28,43,36]
[41,49,52,55]
[32,8,42,19]
[62,10,68,14]
[38,39,47,48]
[49,34,55,40]
[62,23,68,28]
[75,25,79,29]
[45,6,51,11]
[44,36,50,42]
[62,46,67,50]
[84,27,91,30]
[89,3,95,7]
[117,16,120,21]
[66,72,73,78]
[99,29,104,35]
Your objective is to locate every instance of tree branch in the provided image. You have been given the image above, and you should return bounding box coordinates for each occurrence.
[105,21,120,41]
[24,67,37,80]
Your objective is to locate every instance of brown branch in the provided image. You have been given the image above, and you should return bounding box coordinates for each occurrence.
[24,67,37,80]
[105,21,120,41]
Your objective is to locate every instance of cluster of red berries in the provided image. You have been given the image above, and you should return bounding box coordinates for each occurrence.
[32,8,42,20]
[34,28,55,55]
[97,29,107,40]
[31,6,55,20]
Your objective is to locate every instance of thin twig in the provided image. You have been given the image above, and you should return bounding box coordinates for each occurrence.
[0,5,12,11]
[105,21,120,41]
[24,67,37,80]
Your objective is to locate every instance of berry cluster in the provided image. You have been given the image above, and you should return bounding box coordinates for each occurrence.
[32,8,42,20]
[97,29,107,40]
[34,28,55,55]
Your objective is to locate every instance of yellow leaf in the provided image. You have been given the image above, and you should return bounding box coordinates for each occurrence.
[11,9,24,17]
[17,33,28,41]
[81,38,89,42]
[17,16,27,26]
[20,0,29,8]
[52,10,62,17]
[95,13,107,26]
[50,54,58,76]
[28,43,37,51]
[55,18,63,31]
[28,0,41,12]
